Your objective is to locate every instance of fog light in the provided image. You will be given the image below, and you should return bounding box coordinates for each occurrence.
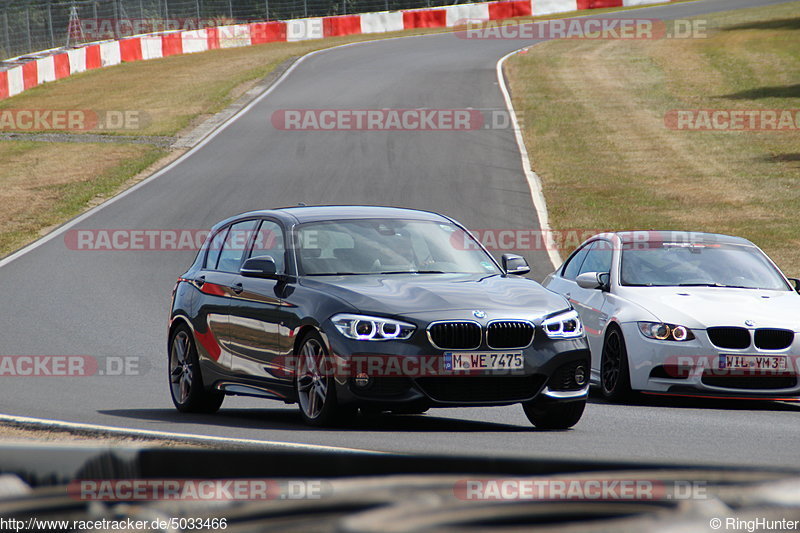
[354,373,371,388]
[574,364,587,386]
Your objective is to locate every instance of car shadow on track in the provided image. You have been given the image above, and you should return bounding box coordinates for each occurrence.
[587,388,800,412]
[96,408,538,432]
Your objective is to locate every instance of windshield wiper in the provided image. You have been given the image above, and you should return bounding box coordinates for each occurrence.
[305,272,371,276]
[677,283,755,289]
[307,270,450,276]
[376,270,447,274]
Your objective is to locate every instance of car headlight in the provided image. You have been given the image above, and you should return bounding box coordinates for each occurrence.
[331,314,416,341]
[542,310,584,339]
[638,322,695,342]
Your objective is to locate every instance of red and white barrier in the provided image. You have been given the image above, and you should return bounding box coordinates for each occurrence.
[287,18,324,42]
[576,0,622,8]
[54,53,70,79]
[181,29,209,54]
[66,47,87,74]
[36,55,56,84]
[161,32,183,57]
[322,15,362,37]
[6,66,24,97]
[446,4,491,26]
[22,62,38,90]
[140,35,163,60]
[250,22,288,44]
[119,38,143,62]
[531,0,577,15]
[99,41,122,67]
[361,12,405,33]
[623,0,669,5]
[85,44,102,70]
[219,24,252,48]
[0,0,674,101]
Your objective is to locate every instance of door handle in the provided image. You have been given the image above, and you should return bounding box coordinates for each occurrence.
[231,282,244,294]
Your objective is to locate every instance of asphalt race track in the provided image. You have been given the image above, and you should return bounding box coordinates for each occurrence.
[1,0,796,466]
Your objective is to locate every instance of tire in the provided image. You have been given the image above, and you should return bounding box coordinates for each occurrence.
[295,331,353,426]
[523,399,586,429]
[600,327,632,401]
[169,325,224,413]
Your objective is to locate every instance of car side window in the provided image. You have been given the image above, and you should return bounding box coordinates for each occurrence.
[562,243,593,280]
[579,240,612,275]
[204,227,229,270]
[249,220,285,273]
[216,220,258,273]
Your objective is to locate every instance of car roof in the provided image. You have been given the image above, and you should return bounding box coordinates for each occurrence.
[214,205,452,229]
[591,230,755,246]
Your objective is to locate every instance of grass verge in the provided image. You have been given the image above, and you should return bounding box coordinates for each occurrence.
[0,141,165,255]
[506,1,800,271]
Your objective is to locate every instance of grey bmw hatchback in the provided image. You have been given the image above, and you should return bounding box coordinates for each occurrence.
[168,206,590,427]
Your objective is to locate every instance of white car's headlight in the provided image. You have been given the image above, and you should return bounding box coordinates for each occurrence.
[638,322,695,342]
[542,310,584,339]
[331,314,416,341]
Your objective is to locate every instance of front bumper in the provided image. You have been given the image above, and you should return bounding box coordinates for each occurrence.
[326,331,590,408]
[621,322,800,399]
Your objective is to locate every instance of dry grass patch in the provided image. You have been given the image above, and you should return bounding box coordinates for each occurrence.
[507,1,800,270]
[0,141,165,256]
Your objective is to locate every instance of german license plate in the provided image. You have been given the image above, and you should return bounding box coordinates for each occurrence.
[719,354,787,371]
[444,352,524,371]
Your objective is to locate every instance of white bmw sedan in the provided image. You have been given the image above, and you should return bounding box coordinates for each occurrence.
[542,231,800,401]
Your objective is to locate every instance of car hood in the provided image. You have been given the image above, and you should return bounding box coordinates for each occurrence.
[300,274,569,318]
[615,286,800,331]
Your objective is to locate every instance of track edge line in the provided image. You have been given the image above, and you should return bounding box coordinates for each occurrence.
[0,413,387,453]
[496,48,562,270]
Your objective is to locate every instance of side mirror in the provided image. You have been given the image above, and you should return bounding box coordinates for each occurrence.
[502,253,531,275]
[240,255,278,279]
[788,277,800,293]
[577,271,610,290]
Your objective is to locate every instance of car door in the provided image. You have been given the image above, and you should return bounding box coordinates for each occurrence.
[203,219,260,369]
[227,218,291,386]
[189,225,232,369]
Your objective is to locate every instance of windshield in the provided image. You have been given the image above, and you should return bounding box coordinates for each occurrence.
[294,219,501,276]
[620,242,790,290]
